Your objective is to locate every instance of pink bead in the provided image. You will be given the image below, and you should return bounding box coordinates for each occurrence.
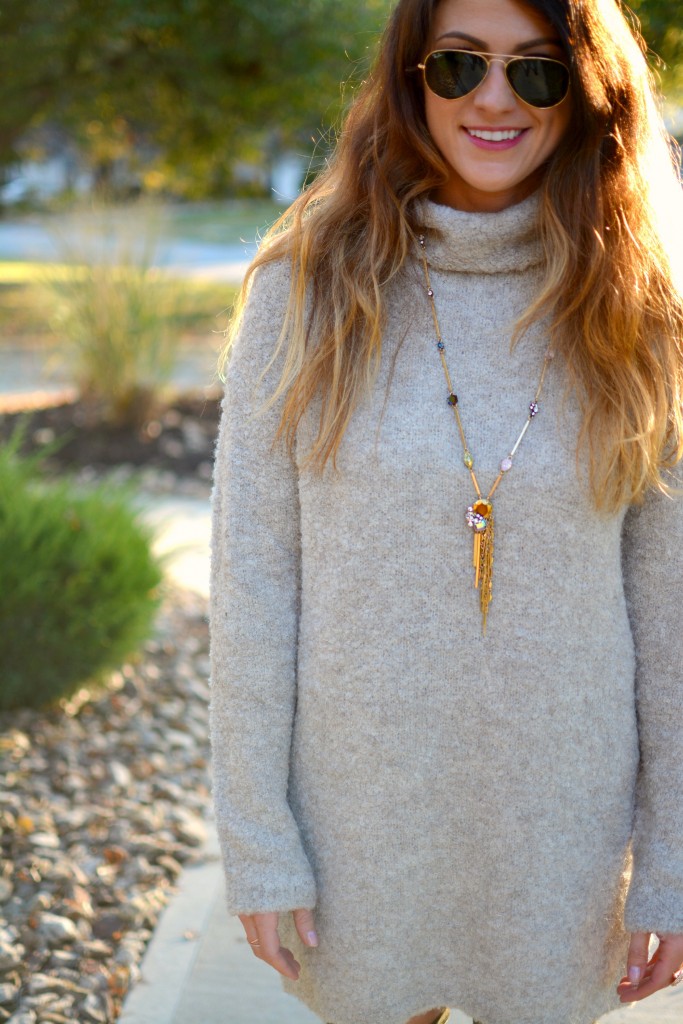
[501,457,513,472]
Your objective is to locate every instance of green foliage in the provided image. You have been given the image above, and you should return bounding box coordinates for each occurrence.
[0,0,393,191]
[0,430,163,712]
[1,1,681,192]
[627,1,683,97]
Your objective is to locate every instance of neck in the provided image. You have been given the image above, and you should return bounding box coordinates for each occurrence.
[432,170,546,213]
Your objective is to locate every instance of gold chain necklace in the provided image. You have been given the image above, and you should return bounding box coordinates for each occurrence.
[417,232,554,635]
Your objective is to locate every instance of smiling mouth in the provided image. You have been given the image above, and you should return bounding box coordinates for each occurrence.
[466,128,526,142]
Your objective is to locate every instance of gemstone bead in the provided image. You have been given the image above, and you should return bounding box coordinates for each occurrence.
[501,457,513,472]
[437,341,445,351]
[466,509,488,533]
[463,451,474,470]
[419,235,426,247]
[448,393,458,406]
[427,288,434,298]
[472,497,493,519]
[529,401,539,418]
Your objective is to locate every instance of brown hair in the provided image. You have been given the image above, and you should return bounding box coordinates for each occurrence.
[223,0,683,511]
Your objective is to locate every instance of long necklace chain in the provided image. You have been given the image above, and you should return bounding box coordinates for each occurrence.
[417,233,554,635]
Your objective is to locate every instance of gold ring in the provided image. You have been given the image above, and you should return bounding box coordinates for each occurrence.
[671,968,683,987]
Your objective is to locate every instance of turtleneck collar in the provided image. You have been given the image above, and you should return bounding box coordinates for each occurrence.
[414,191,543,275]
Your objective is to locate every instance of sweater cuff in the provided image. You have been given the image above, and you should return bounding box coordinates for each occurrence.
[220,857,317,917]
[624,858,683,934]
[214,805,318,917]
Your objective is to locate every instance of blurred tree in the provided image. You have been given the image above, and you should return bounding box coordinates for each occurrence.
[0,0,392,193]
[2,0,680,195]
[628,0,683,97]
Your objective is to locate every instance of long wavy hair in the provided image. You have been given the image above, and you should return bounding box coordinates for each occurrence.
[223,0,683,511]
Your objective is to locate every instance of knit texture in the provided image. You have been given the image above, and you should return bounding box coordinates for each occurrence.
[209,193,683,1024]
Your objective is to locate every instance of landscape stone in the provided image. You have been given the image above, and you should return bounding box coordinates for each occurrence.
[0,945,23,972]
[36,915,80,947]
[6,1010,37,1024]
[0,592,212,1023]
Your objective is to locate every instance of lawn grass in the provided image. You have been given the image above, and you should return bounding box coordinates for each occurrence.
[165,198,288,245]
[1,197,289,250]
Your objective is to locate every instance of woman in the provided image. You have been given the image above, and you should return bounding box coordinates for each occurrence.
[209,0,683,1022]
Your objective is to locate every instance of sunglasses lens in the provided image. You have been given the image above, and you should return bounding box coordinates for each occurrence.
[506,58,570,108]
[424,51,488,99]
[422,51,570,108]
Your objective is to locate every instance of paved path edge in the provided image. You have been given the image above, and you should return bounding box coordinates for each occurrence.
[117,819,223,1024]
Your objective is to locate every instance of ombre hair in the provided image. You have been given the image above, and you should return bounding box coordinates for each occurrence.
[223,0,683,512]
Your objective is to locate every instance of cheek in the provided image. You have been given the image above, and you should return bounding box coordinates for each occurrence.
[424,92,454,151]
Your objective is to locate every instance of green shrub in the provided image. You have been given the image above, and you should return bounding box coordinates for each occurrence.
[0,433,163,711]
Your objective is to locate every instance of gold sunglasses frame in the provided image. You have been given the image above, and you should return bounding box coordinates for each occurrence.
[414,49,571,110]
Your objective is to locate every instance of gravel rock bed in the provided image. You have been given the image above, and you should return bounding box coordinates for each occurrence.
[0,589,213,1024]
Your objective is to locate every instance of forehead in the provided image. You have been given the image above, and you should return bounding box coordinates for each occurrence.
[428,0,559,48]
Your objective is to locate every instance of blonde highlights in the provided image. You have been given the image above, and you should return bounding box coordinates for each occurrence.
[223,0,683,512]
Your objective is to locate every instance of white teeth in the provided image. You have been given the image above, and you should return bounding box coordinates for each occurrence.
[467,128,524,141]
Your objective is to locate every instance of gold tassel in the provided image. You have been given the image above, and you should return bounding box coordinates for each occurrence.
[473,531,481,588]
[476,513,494,636]
[466,498,494,634]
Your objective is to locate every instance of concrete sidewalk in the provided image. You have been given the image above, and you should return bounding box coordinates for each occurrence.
[117,813,323,1024]
[124,495,325,1024]
[119,496,681,1024]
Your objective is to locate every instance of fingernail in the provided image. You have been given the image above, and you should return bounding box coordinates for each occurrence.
[307,930,318,947]
[628,966,642,987]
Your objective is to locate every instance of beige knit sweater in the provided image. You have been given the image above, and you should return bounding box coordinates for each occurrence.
[209,194,683,1024]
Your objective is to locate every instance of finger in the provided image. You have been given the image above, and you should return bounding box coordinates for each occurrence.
[292,907,319,948]
[617,963,656,999]
[238,914,260,948]
[617,963,657,988]
[645,934,683,990]
[617,933,654,1003]
[618,934,683,1002]
[253,912,301,981]
[625,931,651,990]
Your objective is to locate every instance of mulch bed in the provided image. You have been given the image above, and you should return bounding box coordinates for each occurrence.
[0,390,222,481]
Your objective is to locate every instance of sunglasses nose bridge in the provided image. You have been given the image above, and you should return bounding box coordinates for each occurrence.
[473,55,518,104]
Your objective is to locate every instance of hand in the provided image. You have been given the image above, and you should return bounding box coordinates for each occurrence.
[238,908,318,981]
[617,932,683,1002]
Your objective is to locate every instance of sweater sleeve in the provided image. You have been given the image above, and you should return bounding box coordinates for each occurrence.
[621,475,683,934]
[209,260,317,916]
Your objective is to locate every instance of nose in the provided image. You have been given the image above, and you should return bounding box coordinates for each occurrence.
[472,59,517,113]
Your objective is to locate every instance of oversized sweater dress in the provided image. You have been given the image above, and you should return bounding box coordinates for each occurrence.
[208,193,683,1024]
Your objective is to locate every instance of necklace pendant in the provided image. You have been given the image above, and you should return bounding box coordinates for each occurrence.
[419,236,548,638]
[465,498,494,635]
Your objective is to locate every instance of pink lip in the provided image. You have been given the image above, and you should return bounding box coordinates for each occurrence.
[463,127,529,151]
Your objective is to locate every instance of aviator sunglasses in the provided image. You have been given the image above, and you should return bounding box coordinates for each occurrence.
[414,49,570,109]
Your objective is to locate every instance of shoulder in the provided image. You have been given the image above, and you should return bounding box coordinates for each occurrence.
[231,255,296,353]
[222,256,296,396]
[239,256,296,335]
